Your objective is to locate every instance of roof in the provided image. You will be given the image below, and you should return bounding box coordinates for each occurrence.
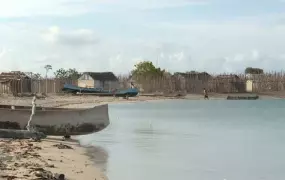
[83,72,118,81]
[216,74,240,79]
[0,71,30,82]
[173,72,212,79]
[246,73,264,80]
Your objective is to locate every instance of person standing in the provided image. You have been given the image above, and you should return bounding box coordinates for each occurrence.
[203,88,209,100]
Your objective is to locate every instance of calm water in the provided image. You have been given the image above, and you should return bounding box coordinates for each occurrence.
[78,100,285,180]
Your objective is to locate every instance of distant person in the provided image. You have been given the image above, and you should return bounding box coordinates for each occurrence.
[130,82,135,89]
[203,88,209,100]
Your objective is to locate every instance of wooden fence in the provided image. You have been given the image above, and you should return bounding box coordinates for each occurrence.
[0,78,77,95]
[120,72,285,94]
[2,72,285,95]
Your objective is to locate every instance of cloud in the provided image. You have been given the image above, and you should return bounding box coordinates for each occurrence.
[42,26,100,46]
[0,1,285,75]
[0,0,102,17]
[0,48,7,59]
[0,0,208,17]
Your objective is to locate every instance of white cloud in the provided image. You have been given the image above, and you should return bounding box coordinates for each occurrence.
[1,20,285,75]
[0,2,285,75]
[42,26,100,46]
[0,48,7,59]
[0,0,208,17]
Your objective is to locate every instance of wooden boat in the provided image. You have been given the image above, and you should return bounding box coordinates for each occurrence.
[0,104,110,136]
[226,95,259,100]
[62,84,139,97]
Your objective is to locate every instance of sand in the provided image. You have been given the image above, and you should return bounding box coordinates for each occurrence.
[0,92,280,109]
[0,94,175,108]
[0,137,107,180]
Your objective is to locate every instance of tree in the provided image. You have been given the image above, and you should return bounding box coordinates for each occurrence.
[44,64,52,93]
[131,61,165,78]
[67,68,81,79]
[245,67,264,74]
[44,65,52,78]
[54,68,68,78]
[54,68,81,80]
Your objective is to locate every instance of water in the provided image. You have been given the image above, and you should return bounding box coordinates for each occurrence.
[79,100,285,180]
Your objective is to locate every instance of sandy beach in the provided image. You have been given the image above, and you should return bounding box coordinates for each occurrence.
[0,94,176,109]
[0,92,281,109]
[0,137,107,180]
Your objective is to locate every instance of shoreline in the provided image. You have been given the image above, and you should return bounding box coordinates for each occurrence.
[0,136,108,180]
[0,92,282,108]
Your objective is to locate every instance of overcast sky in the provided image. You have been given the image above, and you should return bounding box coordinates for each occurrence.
[0,0,284,75]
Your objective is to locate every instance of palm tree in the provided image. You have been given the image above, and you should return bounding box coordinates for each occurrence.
[44,65,52,93]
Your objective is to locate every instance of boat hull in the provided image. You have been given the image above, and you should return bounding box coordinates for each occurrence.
[62,84,139,97]
[0,104,110,136]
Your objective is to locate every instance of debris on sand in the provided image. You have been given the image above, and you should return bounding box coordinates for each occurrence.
[52,143,73,149]
[0,138,107,180]
[0,139,66,180]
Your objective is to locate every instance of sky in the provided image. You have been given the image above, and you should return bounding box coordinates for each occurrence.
[0,0,285,76]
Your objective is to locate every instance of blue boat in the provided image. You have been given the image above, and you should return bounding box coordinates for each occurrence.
[62,84,139,97]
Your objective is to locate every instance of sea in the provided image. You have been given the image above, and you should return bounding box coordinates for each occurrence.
[78,100,285,180]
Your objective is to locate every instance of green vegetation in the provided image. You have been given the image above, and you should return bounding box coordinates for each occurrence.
[245,67,264,74]
[131,61,165,78]
[54,68,81,80]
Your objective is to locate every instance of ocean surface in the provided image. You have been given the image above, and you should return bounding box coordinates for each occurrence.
[78,100,285,180]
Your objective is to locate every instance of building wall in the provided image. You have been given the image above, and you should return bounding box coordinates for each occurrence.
[94,80,103,88]
[78,73,120,89]
[78,80,94,88]
[78,74,94,88]
[103,81,120,90]
[246,80,253,92]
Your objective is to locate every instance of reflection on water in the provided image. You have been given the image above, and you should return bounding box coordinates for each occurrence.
[79,100,285,180]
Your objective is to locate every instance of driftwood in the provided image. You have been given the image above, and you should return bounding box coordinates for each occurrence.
[0,129,46,139]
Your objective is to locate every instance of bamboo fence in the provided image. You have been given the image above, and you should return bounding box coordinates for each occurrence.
[1,72,285,95]
[119,72,285,94]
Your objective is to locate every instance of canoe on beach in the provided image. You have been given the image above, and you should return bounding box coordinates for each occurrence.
[226,95,259,100]
[0,104,110,136]
[62,84,139,97]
